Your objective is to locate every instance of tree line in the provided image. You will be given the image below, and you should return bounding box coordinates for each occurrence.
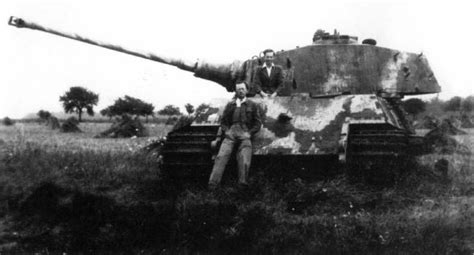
[402,95,474,118]
[13,85,474,125]
[42,86,207,122]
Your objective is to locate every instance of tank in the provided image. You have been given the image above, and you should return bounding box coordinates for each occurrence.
[9,16,441,182]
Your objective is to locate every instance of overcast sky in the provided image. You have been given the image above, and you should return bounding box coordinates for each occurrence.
[1,0,473,118]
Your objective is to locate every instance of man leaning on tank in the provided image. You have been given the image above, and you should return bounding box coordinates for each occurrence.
[253,49,284,97]
[208,82,262,190]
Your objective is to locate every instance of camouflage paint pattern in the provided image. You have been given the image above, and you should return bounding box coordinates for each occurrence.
[192,94,404,156]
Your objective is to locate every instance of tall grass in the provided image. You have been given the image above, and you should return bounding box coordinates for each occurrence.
[0,128,161,205]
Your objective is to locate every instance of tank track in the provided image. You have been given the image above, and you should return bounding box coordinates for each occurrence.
[346,124,412,183]
[161,125,219,180]
[161,123,413,184]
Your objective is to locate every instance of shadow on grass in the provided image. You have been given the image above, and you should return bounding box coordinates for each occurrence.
[14,182,175,253]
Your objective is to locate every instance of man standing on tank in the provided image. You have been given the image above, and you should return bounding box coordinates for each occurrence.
[208,82,262,189]
[254,49,284,97]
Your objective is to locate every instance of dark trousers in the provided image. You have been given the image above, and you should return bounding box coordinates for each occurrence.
[209,124,252,186]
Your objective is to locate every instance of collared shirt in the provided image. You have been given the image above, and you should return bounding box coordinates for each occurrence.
[235,97,246,107]
[262,63,274,77]
[232,97,246,124]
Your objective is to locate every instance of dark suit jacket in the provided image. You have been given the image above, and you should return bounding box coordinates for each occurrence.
[254,65,284,95]
[221,99,262,136]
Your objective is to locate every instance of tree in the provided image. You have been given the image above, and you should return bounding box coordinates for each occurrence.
[158,105,181,116]
[425,97,444,117]
[37,110,52,122]
[3,117,15,126]
[139,101,155,122]
[461,95,474,113]
[402,98,426,118]
[184,103,195,115]
[313,29,328,42]
[443,96,462,112]
[59,86,99,122]
[100,95,155,121]
[100,106,114,120]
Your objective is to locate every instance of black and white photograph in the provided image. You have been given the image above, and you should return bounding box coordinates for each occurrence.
[0,0,473,253]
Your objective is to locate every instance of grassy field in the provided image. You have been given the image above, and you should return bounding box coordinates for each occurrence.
[0,122,170,152]
[0,123,473,253]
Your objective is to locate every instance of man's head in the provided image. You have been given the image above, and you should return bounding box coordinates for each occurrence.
[235,82,248,99]
[263,49,275,67]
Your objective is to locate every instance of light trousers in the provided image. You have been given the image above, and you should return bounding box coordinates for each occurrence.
[209,124,252,185]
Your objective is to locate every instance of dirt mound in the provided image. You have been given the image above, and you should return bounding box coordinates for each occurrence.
[60,117,81,133]
[420,115,440,129]
[461,114,474,128]
[47,116,60,130]
[425,119,468,154]
[426,118,466,136]
[97,115,147,138]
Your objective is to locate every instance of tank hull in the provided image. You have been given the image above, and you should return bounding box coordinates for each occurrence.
[162,94,419,181]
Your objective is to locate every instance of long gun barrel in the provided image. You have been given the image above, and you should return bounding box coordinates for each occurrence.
[8,16,244,91]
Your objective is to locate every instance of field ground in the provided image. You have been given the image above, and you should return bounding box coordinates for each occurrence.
[0,122,170,152]
[0,123,473,254]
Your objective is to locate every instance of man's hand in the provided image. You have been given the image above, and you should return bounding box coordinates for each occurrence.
[260,91,269,97]
[242,132,251,139]
[210,138,220,150]
[270,92,277,98]
[224,129,233,139]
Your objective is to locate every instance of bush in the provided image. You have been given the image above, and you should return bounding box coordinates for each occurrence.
[158,105,181,116]
[2,117,15,126]
[101,95,154,120]
[425,119,469,154]
[97,115,147,138]
[165,116,179,126]
[60,117,81,133]
[443,96,462,112]
[402,98,426,117]
[37,110,52,123]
